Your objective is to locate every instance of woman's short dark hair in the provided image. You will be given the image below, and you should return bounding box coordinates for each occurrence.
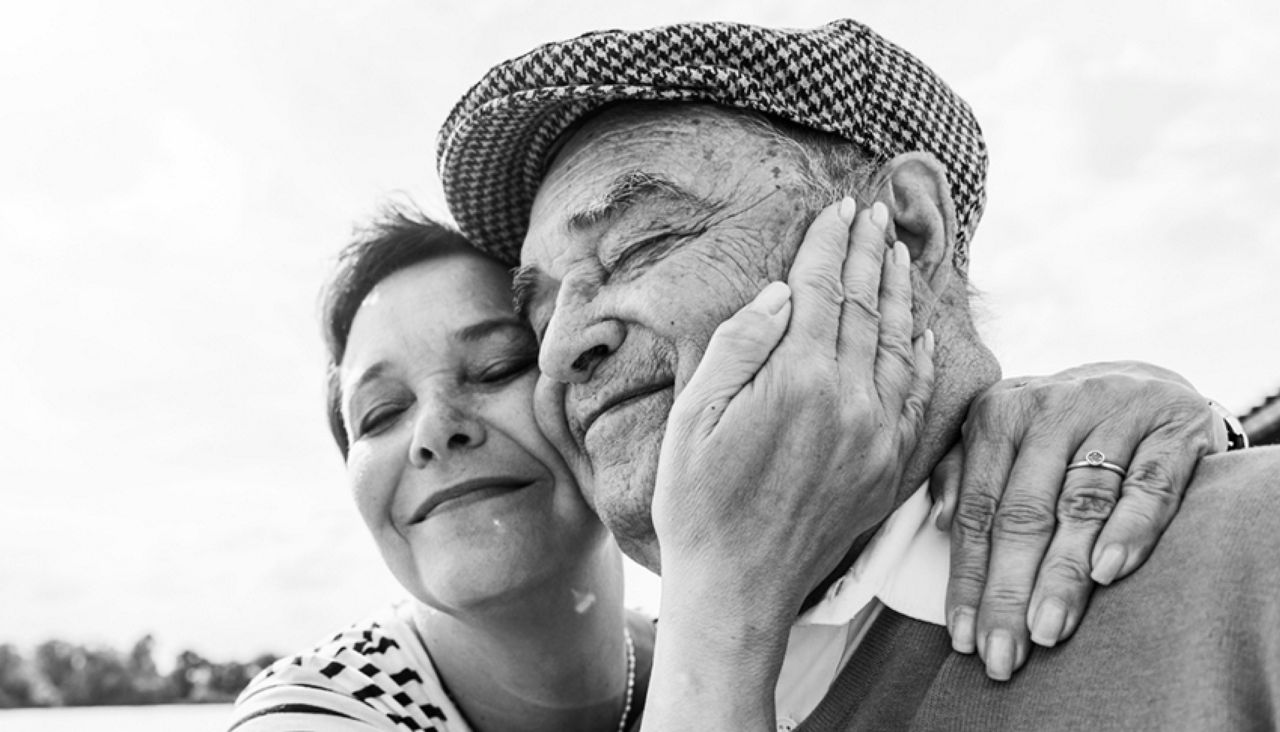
[320,207,476,459]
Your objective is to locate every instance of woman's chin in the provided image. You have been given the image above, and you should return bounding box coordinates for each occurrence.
[409,556,583,616]
[387,481,607,607]
[393,527,605,617]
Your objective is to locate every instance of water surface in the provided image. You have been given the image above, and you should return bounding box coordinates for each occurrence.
[0,703,233,731]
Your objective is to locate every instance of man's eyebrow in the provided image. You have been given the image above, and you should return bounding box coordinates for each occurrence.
[453,316,531,343]
[510,265,544,319]
[567,171,716,231]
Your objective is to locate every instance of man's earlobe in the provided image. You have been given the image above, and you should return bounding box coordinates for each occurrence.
[872,152,958,286]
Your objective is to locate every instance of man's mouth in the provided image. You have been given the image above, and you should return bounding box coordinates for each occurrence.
[577,382,674,438]
[409,478,535,524]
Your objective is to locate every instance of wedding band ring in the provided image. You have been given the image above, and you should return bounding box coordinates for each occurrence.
[1066,449,1127,478]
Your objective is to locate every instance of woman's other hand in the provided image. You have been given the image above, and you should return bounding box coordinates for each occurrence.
[934,363,1223,680]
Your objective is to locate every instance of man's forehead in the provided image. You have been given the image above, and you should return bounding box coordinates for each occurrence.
[520,103,787,263]
[550,103,762,173]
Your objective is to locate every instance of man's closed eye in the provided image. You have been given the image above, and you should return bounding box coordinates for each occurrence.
[606,232,693,276]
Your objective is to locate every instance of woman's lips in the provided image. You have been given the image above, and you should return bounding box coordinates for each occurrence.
[409,478,534,524]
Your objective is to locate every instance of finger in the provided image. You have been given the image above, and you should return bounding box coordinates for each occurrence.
[945,413,1018,657]
[895,329,935,459]
[873,239,915,419]
[785,198,856,357]
[971,429,1075,681]
[1024,433,1129,648]
[673,281,792,434]
[1090,420,1209,585]
[836,201,890,373]
[930,439,964,531]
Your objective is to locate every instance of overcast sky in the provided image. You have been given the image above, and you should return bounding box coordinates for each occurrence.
[2,0,1277,662]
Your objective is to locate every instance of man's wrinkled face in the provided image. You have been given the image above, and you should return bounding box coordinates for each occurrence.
[519,104,815,569]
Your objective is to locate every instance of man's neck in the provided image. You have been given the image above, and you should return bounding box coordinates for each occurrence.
[799,526,880,614]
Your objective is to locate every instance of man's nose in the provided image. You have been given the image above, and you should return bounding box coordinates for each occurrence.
[408,395,487,468]
[539,276,624,384]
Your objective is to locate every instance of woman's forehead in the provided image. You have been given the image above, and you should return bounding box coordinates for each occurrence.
[344,257,516,367]
[368,255,513,319]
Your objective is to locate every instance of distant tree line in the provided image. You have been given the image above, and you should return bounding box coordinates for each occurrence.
[0,635,277,708]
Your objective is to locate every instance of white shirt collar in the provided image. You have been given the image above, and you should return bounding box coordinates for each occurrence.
[796,484,949,628]
[774,485,951,729]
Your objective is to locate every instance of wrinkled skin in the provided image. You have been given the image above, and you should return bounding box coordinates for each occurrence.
[522,105,834,568]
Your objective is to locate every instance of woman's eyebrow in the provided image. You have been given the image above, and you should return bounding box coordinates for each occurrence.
[343,360,392,417]
[453,316,531,343]
[350,361,390,391]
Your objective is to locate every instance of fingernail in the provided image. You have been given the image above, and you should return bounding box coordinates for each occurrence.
[893,240,909,266]
[871,201,889,228]
[929,494,948,530]
[1060,608,1081,641]
[984,630,1015,681]
[1030,600,1067,648]
[949,606,976,654]
[756,281,791,315]
[838,196,857,223]
[1091,544,1127,585]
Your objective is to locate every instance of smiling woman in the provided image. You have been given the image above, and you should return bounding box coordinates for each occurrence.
[229,209,651,732]
[335,238,603,611]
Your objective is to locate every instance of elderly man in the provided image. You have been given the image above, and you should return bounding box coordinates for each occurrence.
[437,19,1277,731]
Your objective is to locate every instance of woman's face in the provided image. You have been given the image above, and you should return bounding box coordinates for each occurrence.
[339,250,607,612]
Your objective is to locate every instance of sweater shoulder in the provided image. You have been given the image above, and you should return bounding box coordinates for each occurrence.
[1140,446,1280,597]
[1173,446,1280,551]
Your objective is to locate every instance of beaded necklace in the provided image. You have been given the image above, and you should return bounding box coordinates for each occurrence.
[616,627,636,732]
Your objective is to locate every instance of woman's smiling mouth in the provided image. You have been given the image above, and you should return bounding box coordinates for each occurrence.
[409,478,536,523]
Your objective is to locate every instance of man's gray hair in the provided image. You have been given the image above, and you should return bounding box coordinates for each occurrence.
[737,109,978,312]
[737,110,883,219]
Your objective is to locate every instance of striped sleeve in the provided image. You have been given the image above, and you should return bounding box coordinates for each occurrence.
[230,677,402,731]
[228,605,468,732]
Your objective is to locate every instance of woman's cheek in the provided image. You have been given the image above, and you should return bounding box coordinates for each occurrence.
[495,372,557,452]
[345,440,396,530]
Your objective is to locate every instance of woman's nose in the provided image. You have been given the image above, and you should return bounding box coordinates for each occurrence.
[408,396,487,468]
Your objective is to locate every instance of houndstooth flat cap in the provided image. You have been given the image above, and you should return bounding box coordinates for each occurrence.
[437,19,987,269]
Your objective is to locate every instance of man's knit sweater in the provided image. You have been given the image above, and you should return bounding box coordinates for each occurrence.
[797,447,1280,732]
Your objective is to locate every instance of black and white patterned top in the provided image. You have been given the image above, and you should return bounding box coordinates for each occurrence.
[229,601,470,732]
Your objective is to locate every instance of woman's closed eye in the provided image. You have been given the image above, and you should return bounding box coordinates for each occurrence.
[358,401,409,438]
[474,355,537,385]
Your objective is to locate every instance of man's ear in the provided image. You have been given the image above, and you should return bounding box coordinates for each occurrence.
[869,152,958,290]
